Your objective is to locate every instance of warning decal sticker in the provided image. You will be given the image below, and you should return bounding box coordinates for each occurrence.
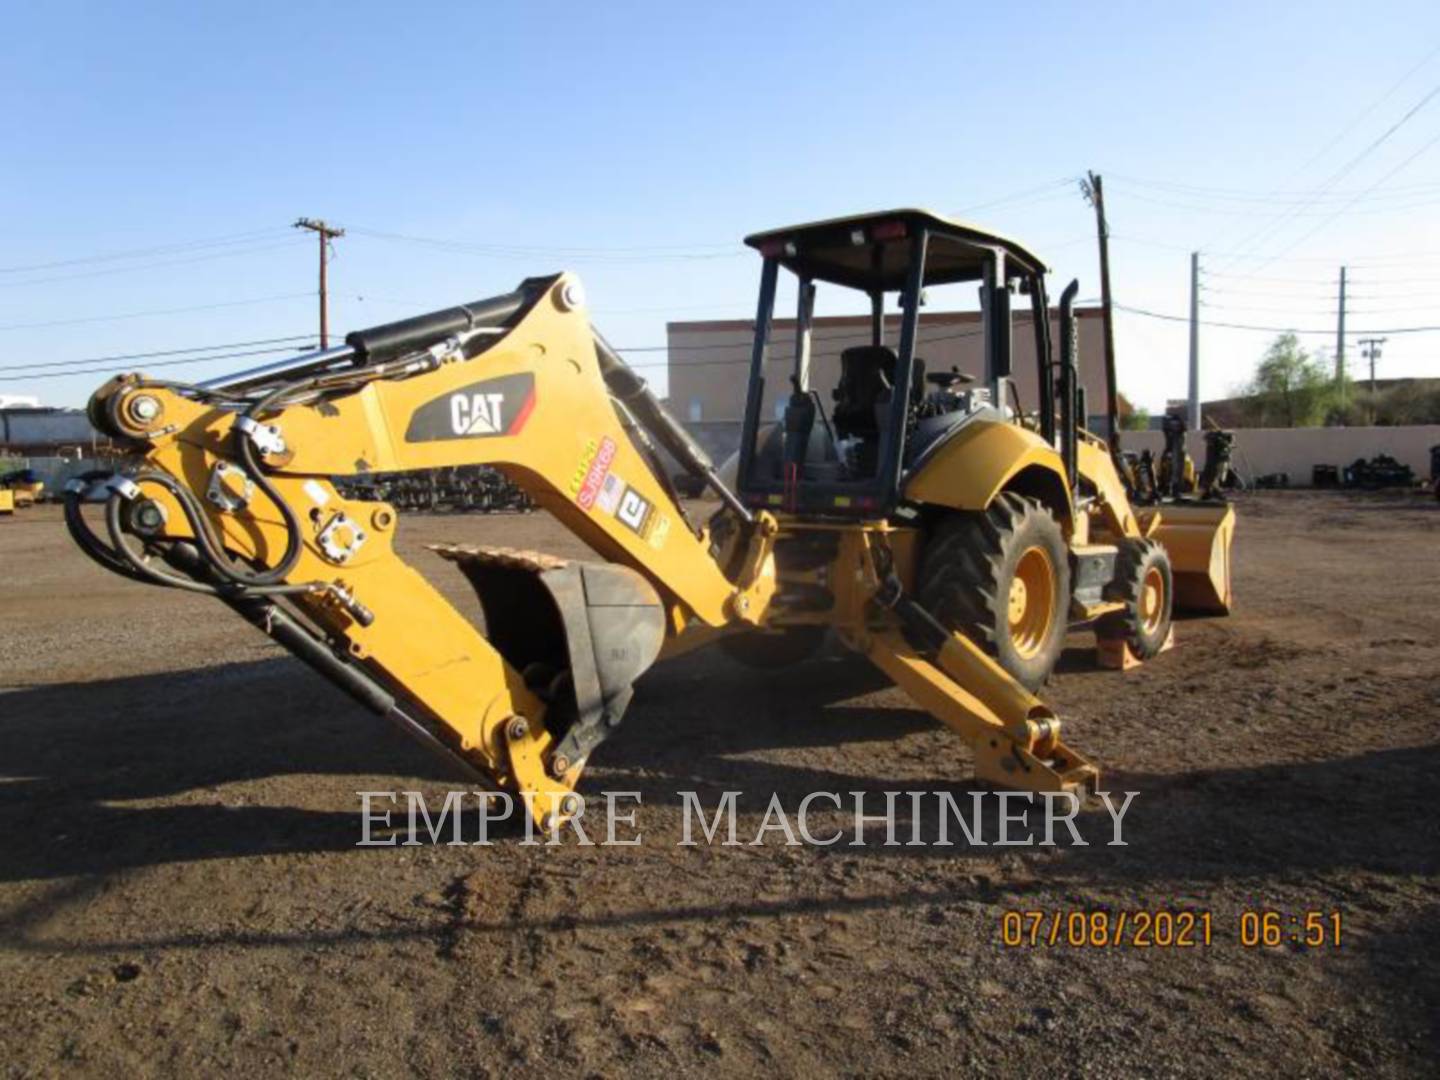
[571,436,618,510]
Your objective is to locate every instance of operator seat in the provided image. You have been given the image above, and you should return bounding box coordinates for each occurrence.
[832,345,896,440]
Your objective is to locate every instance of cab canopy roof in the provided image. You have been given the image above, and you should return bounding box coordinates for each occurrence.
[743,209,1048,291]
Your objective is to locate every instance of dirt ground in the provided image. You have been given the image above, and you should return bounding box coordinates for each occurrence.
[1,490,1437,1077]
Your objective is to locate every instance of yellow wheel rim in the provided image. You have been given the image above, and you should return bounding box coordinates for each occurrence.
[1008,545,1055,659]
[1141,566,1165,635]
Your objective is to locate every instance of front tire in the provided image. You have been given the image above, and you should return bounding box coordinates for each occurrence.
[917,494,1071,691]
[1098,539,1173,658]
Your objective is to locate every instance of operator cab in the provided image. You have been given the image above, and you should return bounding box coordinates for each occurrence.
[735,209,1065,516]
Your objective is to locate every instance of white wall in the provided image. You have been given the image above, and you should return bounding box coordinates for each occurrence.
[1123,425,1440,483]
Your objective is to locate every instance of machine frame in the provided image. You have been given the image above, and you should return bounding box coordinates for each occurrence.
[735,210,1071,516]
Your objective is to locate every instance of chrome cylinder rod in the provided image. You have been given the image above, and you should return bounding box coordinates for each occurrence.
[199,344,357,392]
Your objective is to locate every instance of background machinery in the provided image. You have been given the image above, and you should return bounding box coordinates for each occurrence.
[67,210,1235,824]
[1,468,45,509]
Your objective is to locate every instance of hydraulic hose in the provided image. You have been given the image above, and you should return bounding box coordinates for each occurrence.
[222,342,454,587]
[64,481,149,582]
[123,467,293,591]
[229,429,303,585]
[103,494,229,596]
[100,488,331,601]
[85,466,318,599]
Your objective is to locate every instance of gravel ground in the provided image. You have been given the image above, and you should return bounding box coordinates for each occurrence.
[0,490,1436,1077]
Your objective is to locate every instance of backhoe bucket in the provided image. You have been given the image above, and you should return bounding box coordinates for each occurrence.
[431,545,666,767]
[1152,502,1236,615]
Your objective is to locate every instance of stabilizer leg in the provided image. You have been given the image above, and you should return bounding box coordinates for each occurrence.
[863,627,1099,795]
[840,542,1098,796]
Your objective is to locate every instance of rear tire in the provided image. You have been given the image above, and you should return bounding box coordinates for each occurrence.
[1098,538,1173,658]
[719,625,827,669]
[916,493,1071,692]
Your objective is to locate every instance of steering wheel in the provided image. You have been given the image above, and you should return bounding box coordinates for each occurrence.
[925,368,974,388]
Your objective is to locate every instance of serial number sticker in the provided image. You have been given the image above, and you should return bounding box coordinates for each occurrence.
[647,512,671,550]
[596,472,624,515]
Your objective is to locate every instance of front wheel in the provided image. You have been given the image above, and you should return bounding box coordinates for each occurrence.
[916,494,1071,692]
[1098,539,1173,658]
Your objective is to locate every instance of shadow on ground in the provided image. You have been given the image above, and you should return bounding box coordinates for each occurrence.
[1,650,1434,891]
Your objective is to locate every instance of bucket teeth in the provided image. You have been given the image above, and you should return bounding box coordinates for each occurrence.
[429,543,569,573]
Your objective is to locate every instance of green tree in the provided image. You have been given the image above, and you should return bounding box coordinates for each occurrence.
[1243,333,1337,427]
[1121,406,1151,431]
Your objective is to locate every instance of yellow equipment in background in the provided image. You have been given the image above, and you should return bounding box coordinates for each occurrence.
[0,489,13,515]
[1124,411,1237,614]
[68,211,1234,824]
[0,469,44,508]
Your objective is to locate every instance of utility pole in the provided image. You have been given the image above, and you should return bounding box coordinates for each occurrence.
[1188,251,1201,430]
[294,217,345,348]
[1334,266,1347,408]
[1359,337,1386,421]
[1080,171,1120,453]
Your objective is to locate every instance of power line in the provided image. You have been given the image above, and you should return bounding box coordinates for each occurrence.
[1111,185,1440,217]
[1112,232,1440,268]
[351,228,743,255]
[1204,302,1440,316]
[618,323,996,371]
[1201,282,1440,298]
[1108,173,1440,203]
[0,292,314,332]
[1244,128,1440,274]
[0,335,315,374]
[0,228,290,275]
[345,225,746,263]
[1291,43,1440,175]
[0,344,316,383]
[0,238,312,290]
[1116,301,1440,335]
[1212,79,1440,268]
[344,185,1080,267]
[5,328,977,381]
[950,181,1080,217]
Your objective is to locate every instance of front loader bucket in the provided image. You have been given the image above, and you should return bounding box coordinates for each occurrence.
[431,544,666,768]
[1152,502,1236,615]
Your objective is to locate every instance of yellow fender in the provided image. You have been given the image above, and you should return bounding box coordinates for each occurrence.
[903,419,1073,529]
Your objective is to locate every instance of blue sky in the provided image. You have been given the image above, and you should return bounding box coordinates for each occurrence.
[2,1,1438,410]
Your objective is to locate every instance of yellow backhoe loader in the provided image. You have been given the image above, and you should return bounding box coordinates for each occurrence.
[68,210,1234,826]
